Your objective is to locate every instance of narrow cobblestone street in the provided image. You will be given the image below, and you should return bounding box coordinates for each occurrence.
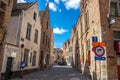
[12,64,90,80]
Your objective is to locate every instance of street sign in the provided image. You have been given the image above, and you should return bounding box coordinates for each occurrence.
[92,42,106,46]
[20,61,26,69]
[92,42,99,46]
[95,46,105,57]
[99,42,106,46]
[92,47,96,52]
[92,36,98,42]
[94,57,106,60]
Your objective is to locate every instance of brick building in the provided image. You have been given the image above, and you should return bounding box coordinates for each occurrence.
[63,39,73,65]
[0,0,14,79]
[39,4,52,69]
[49,29,54,65]
[73,0,120,80]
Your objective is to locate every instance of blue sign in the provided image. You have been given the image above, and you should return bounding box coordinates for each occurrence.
[94,57,106,60]
[92,36,98,42]
[20,61,26,69]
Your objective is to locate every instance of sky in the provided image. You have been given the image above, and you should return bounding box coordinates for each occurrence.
[17,0,80,48]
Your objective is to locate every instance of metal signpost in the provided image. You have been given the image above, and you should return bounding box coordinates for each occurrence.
[92,36,107,80]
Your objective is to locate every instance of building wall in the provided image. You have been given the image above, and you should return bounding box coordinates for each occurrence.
[40,4,51,69]
[1,15,20,73]
[0,0,14,79]
[76,0,119,80]
[99,0,118,79]
[77,0,104,79]
[49,29,54,65]
[19,3,41,70]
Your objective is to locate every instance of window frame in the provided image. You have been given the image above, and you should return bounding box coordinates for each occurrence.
[110,0,120,17]
[32,51,37,66]
[23,49,29,66]
[33,12,37,21]
[26,23,32,40]
[34,29,38,43]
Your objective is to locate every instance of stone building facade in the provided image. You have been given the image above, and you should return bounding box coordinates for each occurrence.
[54,48,63,63]
[70,25,81,71]
[63,39,73,65]
[0,0,14,79]
[49,29,54,65]
[1,1,42,79]
[73,0,120,80]
[39,4,52,69]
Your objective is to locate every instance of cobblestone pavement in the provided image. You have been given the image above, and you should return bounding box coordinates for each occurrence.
[11,64,90,80]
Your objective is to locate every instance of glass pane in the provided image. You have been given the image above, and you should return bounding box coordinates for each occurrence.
[110,2,118,16]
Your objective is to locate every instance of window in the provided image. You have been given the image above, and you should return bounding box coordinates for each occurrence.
[113,31,120,39]
[26,23,32,40]
[80,19,83,36]
[34,29,38,43]
[111,2,118,16]
[42,32,45,44]
[84,11,89,31]
[86,39,90,51]
[81,45,84,64]
[46,35,47,46]
[30,53,32,63]
[110,0,120,16]
[33,12,37,21]
[48,38,50,47]
[32,51,37,66]
[23,49,29,65]
[47,21,49,29]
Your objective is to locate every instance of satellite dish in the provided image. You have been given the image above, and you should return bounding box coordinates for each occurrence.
[110,18,116,24]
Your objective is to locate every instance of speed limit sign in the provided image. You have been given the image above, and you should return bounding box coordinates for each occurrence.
[95,46,105,57]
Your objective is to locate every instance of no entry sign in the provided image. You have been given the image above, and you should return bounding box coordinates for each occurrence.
[95,46,105,57]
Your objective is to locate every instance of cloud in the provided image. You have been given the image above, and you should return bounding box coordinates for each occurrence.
[59,9,61,12]
[54,0,60,4]
[46,0,49,2]
[53,27,68,34]
[46,0,61,12]
[62,0,80,10]
[62,0,67,2]
[49,2,57,11]
[17,0,26,3]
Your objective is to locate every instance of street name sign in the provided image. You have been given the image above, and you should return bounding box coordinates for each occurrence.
[94,57,106,60]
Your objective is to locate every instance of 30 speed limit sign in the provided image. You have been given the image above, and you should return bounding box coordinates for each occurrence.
[95,46,105,57]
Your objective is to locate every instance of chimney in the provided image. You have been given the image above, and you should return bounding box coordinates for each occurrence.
[13,0,17,8]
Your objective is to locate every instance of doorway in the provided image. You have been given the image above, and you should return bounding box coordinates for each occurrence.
[40,51,44,69]
[5,57,13,80]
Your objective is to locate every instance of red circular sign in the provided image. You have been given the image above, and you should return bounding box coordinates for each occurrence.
[20,44,24,48]
[95,46,105,57]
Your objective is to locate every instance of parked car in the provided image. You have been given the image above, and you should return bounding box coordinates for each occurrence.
[58,58,67,66]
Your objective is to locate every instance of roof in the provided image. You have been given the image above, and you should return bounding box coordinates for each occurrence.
[15,3,35,10]
[12,2,36,14]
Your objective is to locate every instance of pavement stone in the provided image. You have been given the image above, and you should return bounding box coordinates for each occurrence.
[11,64,91,80]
